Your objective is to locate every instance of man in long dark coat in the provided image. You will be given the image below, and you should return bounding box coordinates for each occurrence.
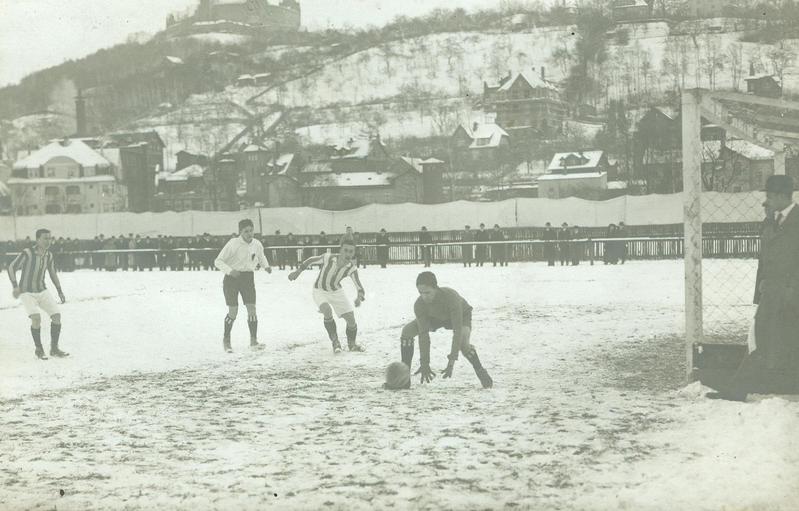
[708,175,799,400]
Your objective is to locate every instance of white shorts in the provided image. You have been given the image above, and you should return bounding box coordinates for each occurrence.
[20,291,60,317]
[313,287,354,317]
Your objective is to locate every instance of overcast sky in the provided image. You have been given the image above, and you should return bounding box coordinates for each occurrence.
[0,0,516,87]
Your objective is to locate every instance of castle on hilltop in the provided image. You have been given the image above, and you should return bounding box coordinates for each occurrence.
[167,0,301,31]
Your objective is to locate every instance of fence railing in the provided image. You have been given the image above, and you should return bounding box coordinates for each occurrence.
[0,235,762,271]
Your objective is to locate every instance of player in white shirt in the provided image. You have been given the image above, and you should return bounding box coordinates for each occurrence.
[288,238,365,353]
[214,219,272,353]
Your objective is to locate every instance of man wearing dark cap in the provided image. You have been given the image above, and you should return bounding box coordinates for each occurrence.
[708,174,799,400]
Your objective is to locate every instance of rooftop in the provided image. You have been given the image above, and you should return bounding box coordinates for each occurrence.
[458,123,509,149]
[14,139,113,170]
[496,71,559,93]
[547,150,606,172]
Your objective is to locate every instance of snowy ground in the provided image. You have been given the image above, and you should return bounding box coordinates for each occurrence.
[1,261,797,510]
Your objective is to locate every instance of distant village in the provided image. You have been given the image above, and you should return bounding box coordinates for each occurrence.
[0,0,796,216]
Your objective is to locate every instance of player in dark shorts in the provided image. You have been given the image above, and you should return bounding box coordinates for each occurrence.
[396,271,493,388]
[214,219,272,353]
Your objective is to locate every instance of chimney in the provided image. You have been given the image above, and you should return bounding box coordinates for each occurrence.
[472,122,479,133]
[75,90,87,137]
[749,61,755,76]
[541,66,546,81]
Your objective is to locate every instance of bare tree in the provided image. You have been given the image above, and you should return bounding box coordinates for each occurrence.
[727,43,743,91]
[766,42,796,86]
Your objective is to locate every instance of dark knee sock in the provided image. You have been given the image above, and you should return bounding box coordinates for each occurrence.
[248,317,258,340]
[401,338,414,366]
[346,324,357,345]
[463,346,484,371]
[323,317,338,342]
[224,315,235,340]
[51,323,62,348]
[31,327,43,351]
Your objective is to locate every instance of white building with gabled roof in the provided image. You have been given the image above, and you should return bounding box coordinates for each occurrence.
[9,138,126,215]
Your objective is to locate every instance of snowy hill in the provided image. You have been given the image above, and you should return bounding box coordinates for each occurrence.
[3,7,799,159]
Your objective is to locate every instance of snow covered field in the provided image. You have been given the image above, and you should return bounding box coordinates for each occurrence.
[1,261,797,510]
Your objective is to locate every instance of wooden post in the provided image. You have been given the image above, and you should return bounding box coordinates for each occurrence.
[682,90,703,380]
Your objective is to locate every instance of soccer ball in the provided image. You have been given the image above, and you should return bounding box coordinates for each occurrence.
[384,362,411,390]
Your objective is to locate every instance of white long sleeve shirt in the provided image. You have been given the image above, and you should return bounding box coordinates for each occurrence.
[214,237,270,275]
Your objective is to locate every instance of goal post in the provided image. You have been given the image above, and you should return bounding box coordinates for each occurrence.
[682,90,703,379]
[682,88,798,381]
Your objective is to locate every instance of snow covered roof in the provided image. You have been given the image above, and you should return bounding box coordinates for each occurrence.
[538,172,607,181]
[401,157,446,173]
[163,164,205,182]
[237,74,255,81]
[302,162,333,173]
[745,74,779,82]
[13,139,113,170]
[726,139,775,160]
[7,175,116,185]
[458,123,509,149]
[268,153,295,175]
[547,150,605,172]
[243,144,269,152]
[497,71,559,93]
[165,56,184,65]
[329,138,383,159]
[304,172,397,188]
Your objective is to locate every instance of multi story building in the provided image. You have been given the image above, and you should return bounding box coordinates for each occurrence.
[9,138,126,215]
[483,68,567,136]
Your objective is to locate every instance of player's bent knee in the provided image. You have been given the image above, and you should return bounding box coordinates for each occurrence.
[51,313,61,324]
[401,321,419,339]
[30,314,42,327]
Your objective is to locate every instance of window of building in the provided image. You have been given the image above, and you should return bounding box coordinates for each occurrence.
[66,185,80,195]
[45,186,59,196]
[66,204,82,214]
[102,185,114,195]
[46,167,55,177]
[475,137,491,147]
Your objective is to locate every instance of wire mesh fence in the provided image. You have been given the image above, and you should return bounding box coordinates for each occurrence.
[698,199,764,344]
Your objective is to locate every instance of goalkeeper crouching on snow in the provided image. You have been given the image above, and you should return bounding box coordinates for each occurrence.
[397,271,493,389]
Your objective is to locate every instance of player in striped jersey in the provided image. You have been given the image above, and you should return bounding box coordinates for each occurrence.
[7,229,68,360]
[288,238,365,353]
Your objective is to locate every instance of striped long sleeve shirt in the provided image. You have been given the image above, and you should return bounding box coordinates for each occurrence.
[314,253,364,295]
[8,248,57,293]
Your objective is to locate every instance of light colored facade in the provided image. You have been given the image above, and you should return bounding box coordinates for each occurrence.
[10,139,126,215]
[537,172,608,199]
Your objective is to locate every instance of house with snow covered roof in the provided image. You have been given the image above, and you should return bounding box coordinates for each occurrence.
[483,68,567,135]
[537,150,614,199]
[9,138,126,215]
[450,122,511,172]
[547,150,612,175]
[701,138,777,192]
[745,74,782,99]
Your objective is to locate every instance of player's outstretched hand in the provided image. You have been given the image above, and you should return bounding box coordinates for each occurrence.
[12,287,21,299]
[265,266,273,274]
[288,270,300,281]
[57,289,66,304]
[414,365,436,384]
[354,293,365,307]
[442,360,455,379]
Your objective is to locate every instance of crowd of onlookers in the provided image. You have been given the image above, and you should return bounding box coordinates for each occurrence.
[0,223,630,272]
